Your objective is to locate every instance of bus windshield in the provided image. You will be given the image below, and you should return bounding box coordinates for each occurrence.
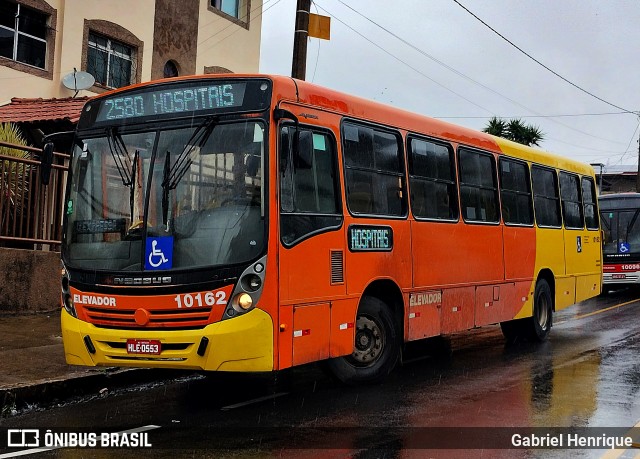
[601,208,640,257]
[64,120,265,271]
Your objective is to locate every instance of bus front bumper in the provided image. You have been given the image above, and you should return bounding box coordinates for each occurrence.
[603,273,640,286]
[61,308,274,372]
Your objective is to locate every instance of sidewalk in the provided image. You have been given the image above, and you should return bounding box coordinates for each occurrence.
[0,312,175,415]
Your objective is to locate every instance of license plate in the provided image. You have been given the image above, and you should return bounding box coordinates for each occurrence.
[126,339,161,355]
[612,274,627,279]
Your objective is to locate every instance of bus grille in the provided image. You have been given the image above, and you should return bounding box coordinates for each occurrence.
[83,306,213,329]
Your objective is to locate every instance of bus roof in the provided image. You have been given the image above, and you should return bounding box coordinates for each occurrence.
[280,76,594,176]
[599,192,640,210]
[86,73,595,177]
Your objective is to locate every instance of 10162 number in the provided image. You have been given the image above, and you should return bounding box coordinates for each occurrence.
[174,291,227,309]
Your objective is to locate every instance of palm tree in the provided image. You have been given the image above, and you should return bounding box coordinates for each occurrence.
[484,116,507,138]
[0,123,31,236]
[483,117,545,147]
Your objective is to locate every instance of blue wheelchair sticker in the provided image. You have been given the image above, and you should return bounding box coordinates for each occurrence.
[145,237,173,270]
[619,242,630,254]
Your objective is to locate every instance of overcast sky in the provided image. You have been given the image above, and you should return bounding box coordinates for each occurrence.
[259,0,640,169]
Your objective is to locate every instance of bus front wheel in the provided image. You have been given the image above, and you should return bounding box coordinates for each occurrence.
[326,296,400,384]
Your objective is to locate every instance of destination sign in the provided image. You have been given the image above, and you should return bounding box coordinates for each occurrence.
[75,218,126,235]
[95,82,247,122]
[348,225,393,252]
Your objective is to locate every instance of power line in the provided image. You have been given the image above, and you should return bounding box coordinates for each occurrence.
[329,0,627,146]
[612,119,640,165]
[451,0,639,116]
[434,111,628,119]
[310,0,322,82]
[196,0,284,56]
[197,0,279,49]
[312,2,495,115]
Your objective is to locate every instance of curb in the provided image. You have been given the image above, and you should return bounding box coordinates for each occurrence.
[0,368,188,416]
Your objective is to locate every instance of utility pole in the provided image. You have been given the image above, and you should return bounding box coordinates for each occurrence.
[291,0,311,80]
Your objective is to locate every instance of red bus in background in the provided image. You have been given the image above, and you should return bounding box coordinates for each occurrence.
[600,193,640,292]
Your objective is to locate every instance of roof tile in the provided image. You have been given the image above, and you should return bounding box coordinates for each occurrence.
[0,96,89,124]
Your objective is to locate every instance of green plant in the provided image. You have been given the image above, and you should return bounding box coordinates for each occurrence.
[483,116,545,147]
[0,123,31,234]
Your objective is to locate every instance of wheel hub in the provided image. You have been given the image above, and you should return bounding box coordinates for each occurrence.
[536,294,549,330]
[351,315,384,365]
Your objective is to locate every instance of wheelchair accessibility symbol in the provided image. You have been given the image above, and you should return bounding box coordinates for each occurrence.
[145,237,173,270]
[619,242,630,254]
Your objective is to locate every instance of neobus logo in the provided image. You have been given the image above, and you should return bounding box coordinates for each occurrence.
[113,276,172,285]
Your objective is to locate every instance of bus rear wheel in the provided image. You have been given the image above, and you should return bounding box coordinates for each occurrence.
[529,279,552,341]
[326,296,400,384]
[500,279,553,343]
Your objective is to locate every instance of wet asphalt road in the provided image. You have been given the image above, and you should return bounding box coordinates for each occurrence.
[2,289,640,459]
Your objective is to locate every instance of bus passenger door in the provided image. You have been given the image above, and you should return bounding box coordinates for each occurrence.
[276,115,348,368]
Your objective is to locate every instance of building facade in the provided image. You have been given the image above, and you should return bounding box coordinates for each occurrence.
[0,0,263,103]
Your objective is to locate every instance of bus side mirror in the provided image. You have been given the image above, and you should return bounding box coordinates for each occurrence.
[40,142,54,185]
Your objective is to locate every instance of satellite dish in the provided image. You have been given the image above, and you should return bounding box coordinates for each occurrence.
[62,69,95,93]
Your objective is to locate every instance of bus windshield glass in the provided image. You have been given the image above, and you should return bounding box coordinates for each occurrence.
[601,208,640,259]
[64,120,265,271]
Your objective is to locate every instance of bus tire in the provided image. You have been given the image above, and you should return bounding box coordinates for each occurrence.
[500,319,525,344]
[528,279,553,341]
[326,296,400,384]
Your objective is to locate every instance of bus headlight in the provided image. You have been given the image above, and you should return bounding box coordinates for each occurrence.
[61,265,76,317]
[63,293,77,318]
[241,274,262,292]
[233,293,253,311]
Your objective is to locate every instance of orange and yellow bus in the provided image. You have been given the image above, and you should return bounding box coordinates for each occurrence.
[51,74,601,383]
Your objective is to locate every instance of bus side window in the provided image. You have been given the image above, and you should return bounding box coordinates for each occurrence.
[458,148,499,223]
[408,136,458,221]
[279,126,342,247]
[499,157,533,225]
[531,166,561,228]
[559,172,584,229]
[342,122,406,217]
[582,177,599,230]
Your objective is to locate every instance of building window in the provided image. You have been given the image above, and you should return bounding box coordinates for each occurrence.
[209,0,250,27]
[213,0,239,17]
[163,60,179,78]
[87,32,135,89]
[0,1,48,69]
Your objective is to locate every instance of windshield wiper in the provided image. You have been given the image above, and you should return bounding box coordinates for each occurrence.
[105,128,143,232]
[161,116,218,226]
[129,149,140,225]
[161,151,171,228]
[163,116,218,190]
[105,127,133,186]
